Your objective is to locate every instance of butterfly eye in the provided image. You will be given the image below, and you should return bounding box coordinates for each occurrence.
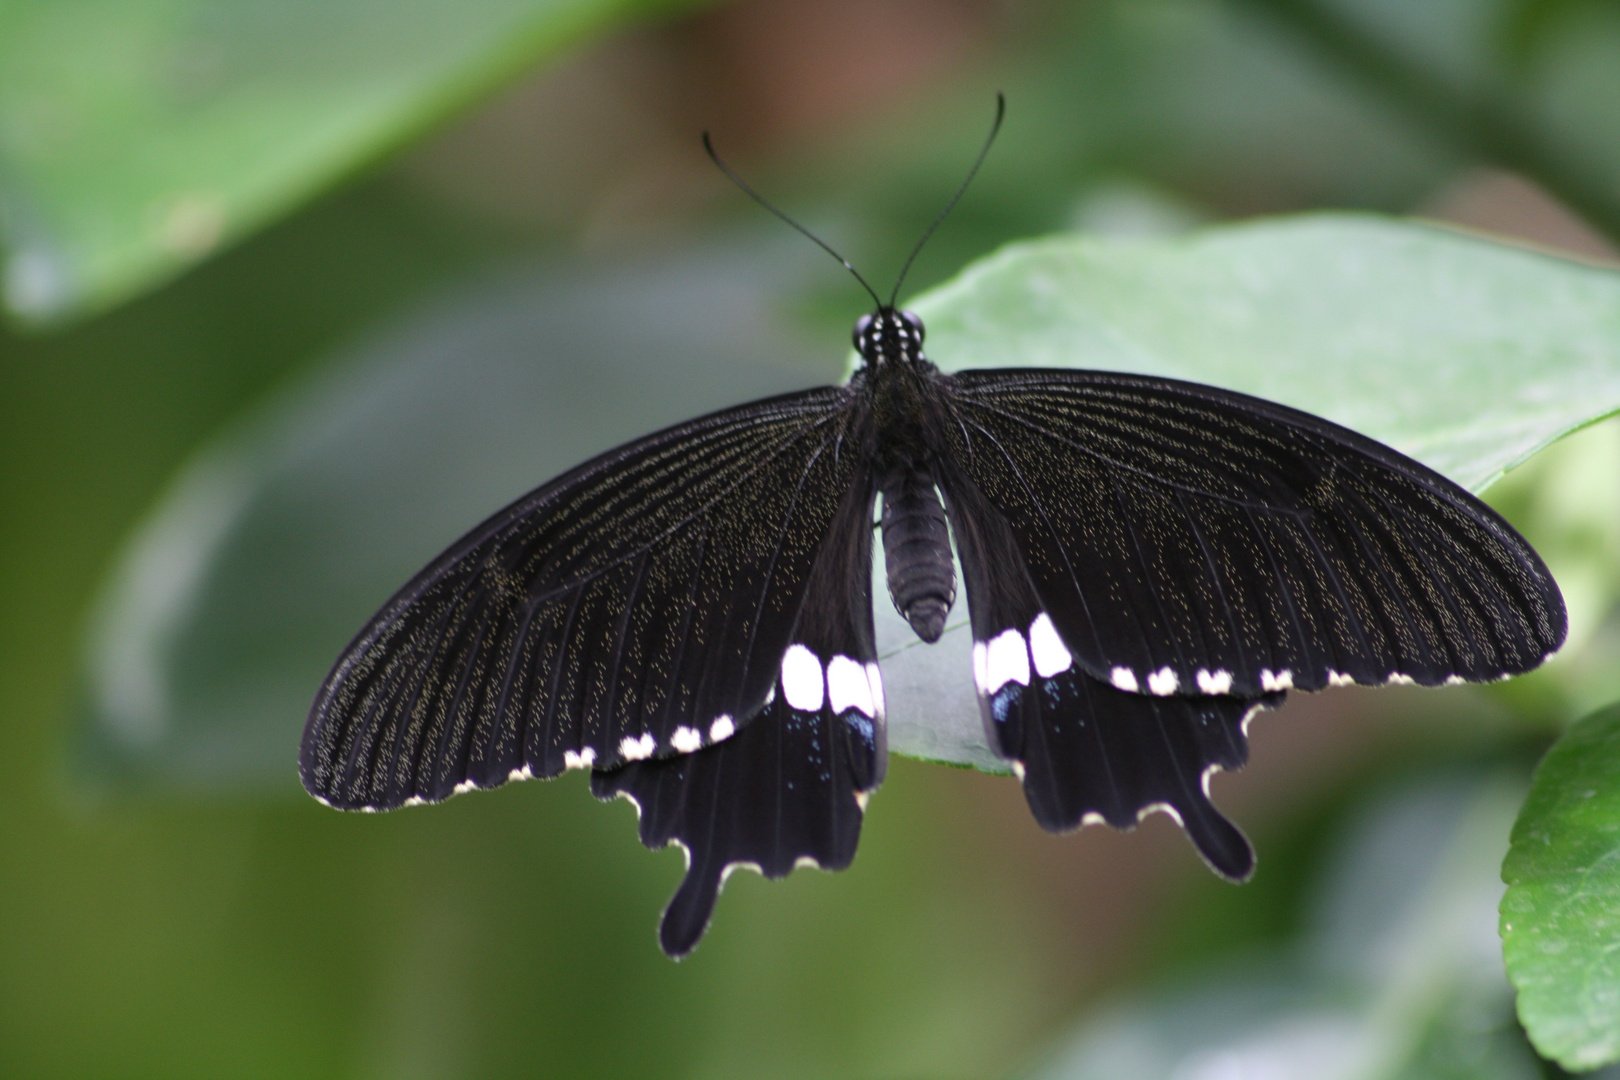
[853,313,874,351]
[901,311,925,342]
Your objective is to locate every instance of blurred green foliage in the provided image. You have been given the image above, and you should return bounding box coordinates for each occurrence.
[0,0,705,325]
[4,0,1620,1077]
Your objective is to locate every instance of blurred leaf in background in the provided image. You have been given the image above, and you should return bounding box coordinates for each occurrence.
[0,0,707,325]
[1031,774,1543,1080]
[5,0,1620,1076]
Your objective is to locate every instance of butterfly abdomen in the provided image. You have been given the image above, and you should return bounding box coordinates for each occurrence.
[880,462,956,643]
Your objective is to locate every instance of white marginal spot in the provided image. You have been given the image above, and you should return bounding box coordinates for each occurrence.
[827,654,876,718]
[1011,761,1026,780]
[401,796,425,808]
[618,732,656,761]
[764,684,777,706]
[709,715,735,742]
[1201,762,1222,797]
[453,779,478,794]
[780,644,825,711]
[360,806,379,814]
[671,726,702,753]
[720,861,765,888]
[1028,613,1074,678]
[1443,674,1466,687]
[610,788,643,819]
[1137,801,1184,826]
[312,794,334,808]
[1195,668,1233,695]
[972,641,990,694]
[793,855,823,870]
[563,747,597,770]
[865,663,886,720]
[508,764,533,782]
[1240,699,1275,736]
[1260,668,1294,692]
[1327,670,1355,687]
[1386,672,1416,686]
[1080,811,1106,828]
[854,790,870,811]
[985,628,1030,693]
[1147,666,1179,695]
[1110,666,1139,692]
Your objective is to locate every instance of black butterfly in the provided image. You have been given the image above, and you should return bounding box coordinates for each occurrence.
[301,98,1565,958]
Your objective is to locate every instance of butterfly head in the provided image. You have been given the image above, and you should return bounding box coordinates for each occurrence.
[853,308,925,368]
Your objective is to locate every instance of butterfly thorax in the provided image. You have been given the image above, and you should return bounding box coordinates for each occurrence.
[854,308,957,644]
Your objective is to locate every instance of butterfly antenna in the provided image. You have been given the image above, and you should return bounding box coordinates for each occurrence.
[703,132,884,310]
[888,92,1005,308]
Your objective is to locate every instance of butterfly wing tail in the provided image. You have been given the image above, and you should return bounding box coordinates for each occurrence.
[592,689,879,957]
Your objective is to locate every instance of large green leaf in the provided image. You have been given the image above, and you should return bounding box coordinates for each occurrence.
[75,214,1620,791]
[0,0,695,326]
[1502,702,1620,1071]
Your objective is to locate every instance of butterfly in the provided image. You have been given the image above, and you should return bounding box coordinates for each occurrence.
[300,96,1566,958]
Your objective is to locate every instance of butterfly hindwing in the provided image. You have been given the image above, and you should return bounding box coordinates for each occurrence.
[940,462,1273,877]
[942,369,1566,699]
[591,475,883,957]
[302,387,862,810]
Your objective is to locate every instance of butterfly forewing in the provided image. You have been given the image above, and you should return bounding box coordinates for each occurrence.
[591,474,884,957]
[941,369,1566,700]
[302,386,862,810]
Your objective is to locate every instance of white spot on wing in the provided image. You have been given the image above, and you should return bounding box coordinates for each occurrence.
[619,732,656,761]
[1137,800,1184,826]
[1260,668,1293,691]
[709,715,735,742]
[671,726,702,753]
[720,861,764,887]
[1028,613,1073,678]
[780,644,825,711]
[1195,668,1233,695]
[827,654,876,717]
[985,628,1030,693]
[1110,666,1139,692]
[865,663,886,720]
[1147,666,1179,695]
[563,747,596,770]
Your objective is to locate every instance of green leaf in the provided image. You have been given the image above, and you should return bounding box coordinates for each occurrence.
[0,0,697,326]
[1502,702,1620,1070]
[75,214,1620,791]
